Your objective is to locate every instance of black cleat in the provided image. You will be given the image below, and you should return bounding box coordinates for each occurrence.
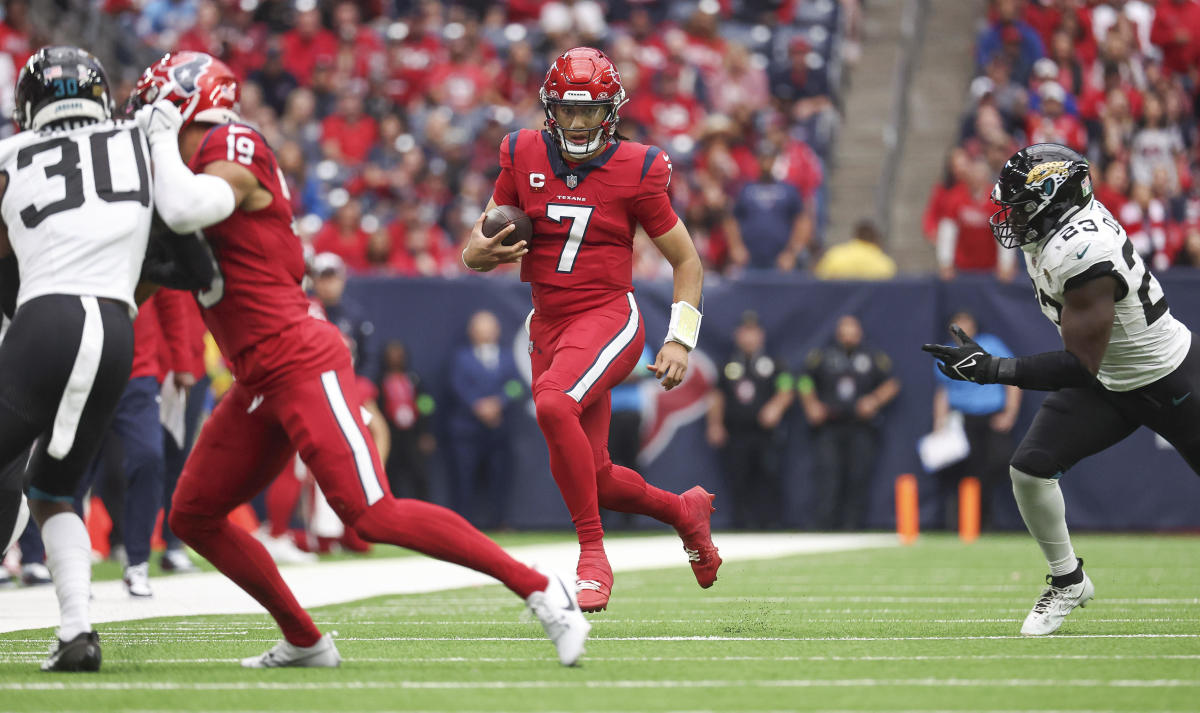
[41,631,101,672]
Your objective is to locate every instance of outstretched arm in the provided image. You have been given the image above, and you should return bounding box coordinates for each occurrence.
[923,276,1117,391]
[138,101,239,233]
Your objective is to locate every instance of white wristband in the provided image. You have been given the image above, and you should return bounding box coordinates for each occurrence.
[664,300,702,351]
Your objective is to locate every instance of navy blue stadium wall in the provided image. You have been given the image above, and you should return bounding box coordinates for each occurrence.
[346,271,1200,532]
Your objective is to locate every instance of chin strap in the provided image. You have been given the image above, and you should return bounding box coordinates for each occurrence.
[664,300,702,351]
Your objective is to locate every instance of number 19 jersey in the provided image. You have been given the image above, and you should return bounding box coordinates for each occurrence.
[492,129,678,316]
[0,120,152,315]
[1024,198,1190,391]
[187,123,346,388]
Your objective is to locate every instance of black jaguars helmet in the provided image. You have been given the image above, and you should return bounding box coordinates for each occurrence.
[989,143,1093,248]
[14,46,112,131]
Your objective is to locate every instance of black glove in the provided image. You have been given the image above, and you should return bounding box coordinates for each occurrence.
[922,325,1000,384]
[140,217,216,291]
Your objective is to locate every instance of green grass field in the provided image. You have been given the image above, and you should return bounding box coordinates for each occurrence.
[2,533,1198,713]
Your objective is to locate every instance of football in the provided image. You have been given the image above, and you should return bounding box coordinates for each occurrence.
[482,204,533,247]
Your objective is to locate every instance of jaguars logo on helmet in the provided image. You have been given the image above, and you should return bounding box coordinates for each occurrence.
[989,143,1091,249]
[13,46,112,131]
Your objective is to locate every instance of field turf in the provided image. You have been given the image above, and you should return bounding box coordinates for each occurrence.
[1,533,1197,713]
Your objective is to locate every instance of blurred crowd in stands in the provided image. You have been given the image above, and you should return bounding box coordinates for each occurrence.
[18,0,863,277]
[929,0,1200,280]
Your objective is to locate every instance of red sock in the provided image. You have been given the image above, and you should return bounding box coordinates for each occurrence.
[265,468,302,539]
[353,498,548,599]
[534,390,604,545]
[169,509,320,647]
[598,464,684,526]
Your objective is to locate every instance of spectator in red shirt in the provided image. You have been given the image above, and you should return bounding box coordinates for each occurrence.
[425,33,497,115]
[1026,81,1087,152]
[313,199,372,272]
[924,147,971,241]
[386,204,455,277]
[640,64,705,147]
[1150,0,1200,78]
[280,5,338,85]
[936,158,1016,281]
[693,115,759,190]
[331,1,384,80]
[321,91,379,166]
[0,0,32,68]
[681,4,728,84]
[706,42,768,118]
[765,121,824,205]
[175,0,221,57]
[1121,182,1176,272]
[1047,29,1086,96]
[1094,159,1131,216]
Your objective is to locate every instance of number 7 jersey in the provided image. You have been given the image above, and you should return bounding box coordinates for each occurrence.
[492,129,678,316]
[1024,198,1191,391]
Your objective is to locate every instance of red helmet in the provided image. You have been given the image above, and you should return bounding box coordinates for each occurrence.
[539,47,628,159]
[130,52,240,127]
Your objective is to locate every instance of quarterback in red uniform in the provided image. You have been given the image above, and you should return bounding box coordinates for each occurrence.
[130,52,589,667]
[463,47,721,612]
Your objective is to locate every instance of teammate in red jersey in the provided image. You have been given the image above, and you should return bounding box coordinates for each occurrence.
[129,51,589,667]
[463,47,721,612]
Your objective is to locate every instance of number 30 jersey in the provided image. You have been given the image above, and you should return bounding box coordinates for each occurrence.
[0,119,152,315]
[492,129,678,316]
[1023,198,1190,391]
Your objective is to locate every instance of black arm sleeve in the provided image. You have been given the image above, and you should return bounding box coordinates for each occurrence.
[0,254,17,319]
[140,218,216,291]
[994,350,1097,391]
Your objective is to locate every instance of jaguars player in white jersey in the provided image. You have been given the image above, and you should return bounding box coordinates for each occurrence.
[0,46,153,672]
[924,143,1198,636]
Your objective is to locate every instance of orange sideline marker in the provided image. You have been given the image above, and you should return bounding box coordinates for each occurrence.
[959,476,981,543]
[895,473,919,545]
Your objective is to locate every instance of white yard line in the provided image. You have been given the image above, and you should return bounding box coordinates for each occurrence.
[0,533,893,634]
[4,654,1200,665]
[3,678,1200,691]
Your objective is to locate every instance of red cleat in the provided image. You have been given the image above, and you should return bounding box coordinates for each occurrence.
[676,486,722,588]
[575,547,613,612]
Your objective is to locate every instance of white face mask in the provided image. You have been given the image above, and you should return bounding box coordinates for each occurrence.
[551,103,610,158]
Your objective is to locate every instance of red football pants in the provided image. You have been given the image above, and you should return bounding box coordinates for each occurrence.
[530,292,683,547]
[170,365,545,646]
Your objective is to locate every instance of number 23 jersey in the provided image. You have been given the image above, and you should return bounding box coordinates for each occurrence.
[492,129,678,316]
[1024,198,1190,391]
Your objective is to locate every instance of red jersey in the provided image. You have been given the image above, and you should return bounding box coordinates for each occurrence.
[942,183,998,271]
[492,129,678,316]
[188,123,347,388]
[130,289,193,381]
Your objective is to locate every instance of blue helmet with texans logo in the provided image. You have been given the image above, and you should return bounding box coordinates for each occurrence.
[990,143,1093,248]
[14,46,112,131]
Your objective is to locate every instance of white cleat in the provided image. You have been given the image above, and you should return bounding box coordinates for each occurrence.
[255,529,318,565]
[526,568,591,666]
[1021,569,1095,636]
[240,632,341,668]
[123,562,153,598]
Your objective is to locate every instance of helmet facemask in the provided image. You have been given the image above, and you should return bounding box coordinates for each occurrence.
[989,154,1090,249]
[541,89,626,160]
[989,188,1045,249]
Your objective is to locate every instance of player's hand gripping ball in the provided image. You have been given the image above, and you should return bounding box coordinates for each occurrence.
[482,205,533,247]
